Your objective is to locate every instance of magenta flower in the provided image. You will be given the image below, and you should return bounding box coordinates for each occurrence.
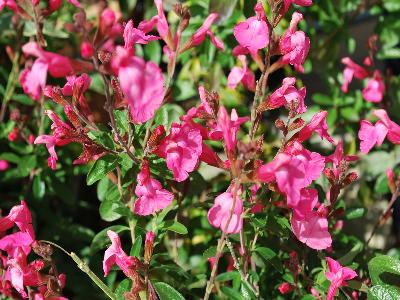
[340,57,368,93]
[208,189,243,234]
[291,203,332,250]
[217,106,249,154]
[280,12,310,73]
[227,55,256,91]
[113,50,164,123]
[123,20,159,51]
[362,70,385,103]
[19,59,48,101]
[0,160,9,171]
[133,160,173,216]
[282,0,313,14]
[156,122,203,182]
[268,77,307,113]
[326,140,358,177]
[325,257,357,300]
[103,230,140,277]
[298,111,335,144]
[358,109,400,153]
[0,200,34,240]
[233,2,269,55]
[188,13,224,51]
[0,232,34,256]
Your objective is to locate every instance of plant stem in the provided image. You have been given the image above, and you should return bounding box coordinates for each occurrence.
[0,51,20,122]
[204,178,241,300]
[366,186,400,245]
[39,240,117,300]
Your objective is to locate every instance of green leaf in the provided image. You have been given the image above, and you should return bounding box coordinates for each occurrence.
[254,247,283,273]
[99,192,124,222]
[130,235,142,257]
[153,282,185,300]
[345,207,366,220]
[114,110,130,136]
[312,93,332,106]
[32,175,45,200]
[154,104,185,131]
[203,246,217,259]
[144,40,161,65]
[87,155,118,185]
[115,279,132,300]
[216,271,240,282]
[369,255,400,286]
[338,242,363,265]
[220,286,244,300]
[209,0,238,24]
[90,225,130,253]
[368,284,400,300]
[160,221,188,235]
[384,0,400,11]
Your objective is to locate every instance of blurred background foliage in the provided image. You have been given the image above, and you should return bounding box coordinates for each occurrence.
[0,0,400,299]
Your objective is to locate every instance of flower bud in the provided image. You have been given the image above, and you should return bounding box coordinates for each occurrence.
[8,127,19,142]
[275,118,286,131]
[0,160,9,171]
[278,282,293,295]
[144,231,155,264]
[147,125,166,153]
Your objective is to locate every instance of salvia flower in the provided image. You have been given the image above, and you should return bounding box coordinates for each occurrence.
[134,160,174,216]
[362,70,385,103]
[340,57,368,93]
[233,2,269,55]
[325,257,357,300]
[267,77,306,113]
[227,55,256,91]
[280,12,310,73]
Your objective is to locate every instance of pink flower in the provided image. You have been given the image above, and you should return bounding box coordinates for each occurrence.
[258,153,306,206]
[217,106,249,154]
[268,77,307,113]
[103,230,140,277]
[326,140,358,177]
[123,20,159,51]
[112,51,164,123]
[227,55,256,91]
[34,135,58,170]
[0,0,18,12]
[278,282,293,294]
[358,109,400,153]
[291,188,318,217]
[133,160,174,215]
[208,188,243,234]
[188,13,224,51]
[19,59,48,101]
[80,41,94,59]
[61,73,91,96]
[341,57,368,93]
[156,123,203,182]
[283,0,313,14]
[362,70,385,103]
[291,206,332,250]
[297,111,335,143]
[0,200,35,239]
[325,257,357,300]
[0,160,9,171]
[233,2,269,55]
[0,231,34,256]
[280,12,310,73]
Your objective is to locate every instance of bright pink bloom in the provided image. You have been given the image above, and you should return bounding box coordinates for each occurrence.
[0,231,34,256]
[189,13,224,51]
[258,153,306,206]
[233,2,269,55]
[362,71,385,103]
[291,188,318,217]
[326,140,358,177]
[291,206,332,250]
[268,77,307,113]
[283,0,313,14]
[62,73,91,96]
[134,160,174,216]
[325,257,357,300]
[217,106,249,154]
[0,200,35,239]
[80,41,94,59]
[280,12,310,73]
[66,0,80,8]
[156,123,203,182]
[298,111,335,143]
[145,231,155,244]
[19,59,48,101]
[103,230,139,277]
[112,51,164,123]
[341,57,368,93]
[154,0,170,40]
[278,282,293,294]
[123,20,159,51]
[0,0,18,12]
[208,189,243,234]
[227,55,256,91]
[0,160,9,171]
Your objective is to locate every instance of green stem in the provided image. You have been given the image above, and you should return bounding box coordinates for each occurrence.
[39,240,117,300]
[0,52,20,122]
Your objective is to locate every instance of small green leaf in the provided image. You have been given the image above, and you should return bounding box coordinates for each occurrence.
[99,193,124,222]
[87,155,118,185]
[345,207,366,220]
[216,271,240,282]
[130,235,142,257]
[32,175,45,200]
[153,282,185,300]
[115,279,132,300]
[220,286,244,300]
[203,246,217,259]
[160,221,188,235]
[369,255,400,286]
[254,247,283,273]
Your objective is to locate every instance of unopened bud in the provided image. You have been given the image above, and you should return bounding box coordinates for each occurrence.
[324,168,336,184]
[98,50,112,64]
[144,231,155,264]
[342,172,358,186]
[275,119,286,131]
[288,117,304,132]
[147,125,166,153]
